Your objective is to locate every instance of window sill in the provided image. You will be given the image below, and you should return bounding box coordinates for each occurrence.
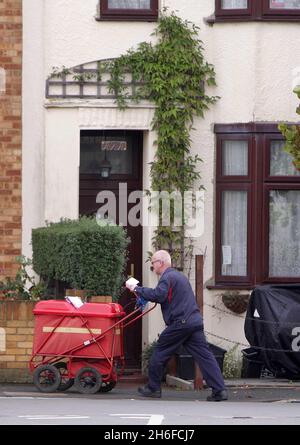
[95,15,158,22]
[207,284,254,291]
[205,14,300,24]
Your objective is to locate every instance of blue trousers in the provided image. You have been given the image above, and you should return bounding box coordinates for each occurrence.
[148,321,225,392]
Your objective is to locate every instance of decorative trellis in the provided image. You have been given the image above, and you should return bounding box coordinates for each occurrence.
[46,59,144,99]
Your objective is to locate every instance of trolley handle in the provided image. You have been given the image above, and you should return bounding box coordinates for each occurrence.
[122,303,157,329]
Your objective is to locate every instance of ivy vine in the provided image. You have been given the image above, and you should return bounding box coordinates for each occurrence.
[50,11,219,271]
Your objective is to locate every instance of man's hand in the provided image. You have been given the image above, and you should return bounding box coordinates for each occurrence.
[125,277,139,292]
[135,296,148,311]
[126,282,136,292]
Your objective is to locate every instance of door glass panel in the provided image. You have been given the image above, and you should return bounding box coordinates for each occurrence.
[80,132,133,175]
[270,0,300,9]
[270,141,300,176]
[221,0,248,9]
[221,190,248,276]
[269,190,300,277]
[222,140,248,175]
[108,0,151,9]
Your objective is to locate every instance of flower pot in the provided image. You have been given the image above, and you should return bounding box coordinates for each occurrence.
[89,296,112,303]
[221,293,250,314]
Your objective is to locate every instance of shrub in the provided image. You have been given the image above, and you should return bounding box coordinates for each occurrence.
[222,344,242,379]
[141,340,157,376]
[0,256,47,300]
[32,217,129,300]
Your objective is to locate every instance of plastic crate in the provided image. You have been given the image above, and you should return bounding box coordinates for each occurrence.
[241,347,263,378]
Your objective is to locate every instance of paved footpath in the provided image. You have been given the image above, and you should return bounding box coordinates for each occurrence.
[0,378,300,402]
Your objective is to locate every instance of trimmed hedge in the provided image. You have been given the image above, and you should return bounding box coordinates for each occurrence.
[32,218,129,300]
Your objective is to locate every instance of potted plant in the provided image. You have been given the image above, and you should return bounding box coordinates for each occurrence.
[221,291,250,314]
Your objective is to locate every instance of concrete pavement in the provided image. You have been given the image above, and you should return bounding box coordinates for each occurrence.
[1,378,300,403]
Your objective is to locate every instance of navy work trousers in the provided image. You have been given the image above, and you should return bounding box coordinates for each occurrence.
[148,321,225,392]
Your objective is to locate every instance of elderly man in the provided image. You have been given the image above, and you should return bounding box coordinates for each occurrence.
[126,250,228,401]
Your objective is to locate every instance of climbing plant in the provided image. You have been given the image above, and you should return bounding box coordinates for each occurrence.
[279,85,300,171]
[50,11,218,270]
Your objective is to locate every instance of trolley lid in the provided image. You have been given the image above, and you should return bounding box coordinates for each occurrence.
[33,300,125,318]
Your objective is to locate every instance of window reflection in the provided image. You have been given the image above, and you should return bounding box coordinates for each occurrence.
[80,133,133,175]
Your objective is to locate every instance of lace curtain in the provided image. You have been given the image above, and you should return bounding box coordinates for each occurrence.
[222,140,248,175]
[221,140,248,276]
[269,190,300,277]
[108,0,151,8]
[221,0,247,9]
[221,190,248,276]
[270,141,300,176]
[270,1,300,9]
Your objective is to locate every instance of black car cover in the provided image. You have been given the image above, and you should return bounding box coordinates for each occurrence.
[244,285,300,377]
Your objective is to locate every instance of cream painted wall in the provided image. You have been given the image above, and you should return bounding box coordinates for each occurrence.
[44,108,79,222]
[23,0,300,354]
[22,0,45,258]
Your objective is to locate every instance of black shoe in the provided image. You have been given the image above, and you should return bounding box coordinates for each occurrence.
[138,385,161,398]
[207,389,228,402]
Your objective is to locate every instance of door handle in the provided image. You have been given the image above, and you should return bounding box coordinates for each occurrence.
[129,263,134,277]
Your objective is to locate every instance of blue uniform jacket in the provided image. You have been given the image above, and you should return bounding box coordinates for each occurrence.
[134,267,203,326]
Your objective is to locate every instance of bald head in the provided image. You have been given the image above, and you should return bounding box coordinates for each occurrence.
[151,250,172,276]
[154,250,172,266]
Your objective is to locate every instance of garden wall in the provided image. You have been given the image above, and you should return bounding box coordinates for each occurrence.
[0,301,35,383]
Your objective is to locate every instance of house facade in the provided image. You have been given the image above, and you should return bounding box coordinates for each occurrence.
[4,0,300,369]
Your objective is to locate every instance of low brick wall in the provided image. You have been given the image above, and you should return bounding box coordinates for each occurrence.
[0,300,36,383]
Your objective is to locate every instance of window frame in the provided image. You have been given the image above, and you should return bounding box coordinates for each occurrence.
[214,123,300,288]
[215,183,254,285]
[99,0,159,21]
[216,133,254,182]
[215,0,253,20]
[263,0,300,18]
[264,134,300,183]
[213,0,300,22]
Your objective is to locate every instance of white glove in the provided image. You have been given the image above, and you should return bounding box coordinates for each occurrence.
[125,277,139,292]
[126,282,136,292]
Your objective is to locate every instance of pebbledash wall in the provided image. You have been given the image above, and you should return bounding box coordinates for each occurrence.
[0,0,22,281]
[0,301,35,383]
[21,0,300,359]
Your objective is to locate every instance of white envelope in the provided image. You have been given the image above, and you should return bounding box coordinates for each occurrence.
[65,296,84,308]
[126,277,139,287]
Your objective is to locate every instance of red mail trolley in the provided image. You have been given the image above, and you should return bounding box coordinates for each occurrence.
[29,299,155,394]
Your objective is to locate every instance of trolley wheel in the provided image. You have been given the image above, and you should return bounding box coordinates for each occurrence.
[98,381,116,393]
[54,362,74,391]
[74,367,102,394]
[33,364,61,393]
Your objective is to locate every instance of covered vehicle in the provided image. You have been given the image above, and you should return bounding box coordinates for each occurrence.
[244,285,300,378]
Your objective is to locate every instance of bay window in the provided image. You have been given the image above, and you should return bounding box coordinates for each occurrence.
[215,124,300,288]
[213,0,300,21]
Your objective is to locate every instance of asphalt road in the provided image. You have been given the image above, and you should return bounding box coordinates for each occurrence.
[0,383,300,426]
